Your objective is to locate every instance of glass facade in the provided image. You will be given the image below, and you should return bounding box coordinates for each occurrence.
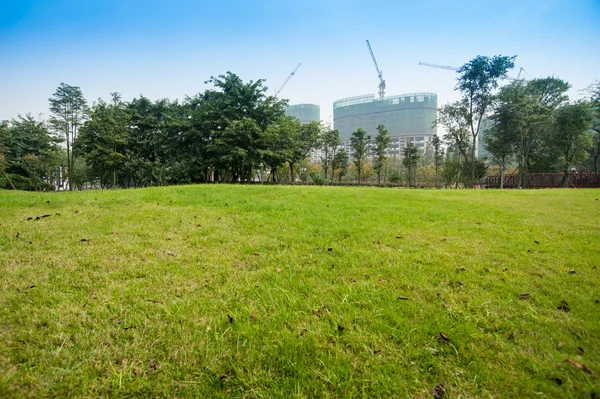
[285,104,320,124]
[333,93,438,140]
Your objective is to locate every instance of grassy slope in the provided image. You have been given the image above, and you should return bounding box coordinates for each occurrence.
[0,186,598,398]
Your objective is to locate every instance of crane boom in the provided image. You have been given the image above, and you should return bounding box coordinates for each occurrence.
[418,62,459,72]
[419,61,526,82]
[274,63,301,98]
[366,40,386,99]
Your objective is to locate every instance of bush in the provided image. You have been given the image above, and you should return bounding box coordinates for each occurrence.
[0,174,32,190]
[310,171,325,185]
[389,171,402,183]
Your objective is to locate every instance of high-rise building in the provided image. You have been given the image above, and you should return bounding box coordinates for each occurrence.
[333,93,437,158]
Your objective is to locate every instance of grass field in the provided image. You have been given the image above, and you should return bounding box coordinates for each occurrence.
[0,185,599,398]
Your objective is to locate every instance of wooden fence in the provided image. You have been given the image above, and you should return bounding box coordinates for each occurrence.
[486,173,600,188]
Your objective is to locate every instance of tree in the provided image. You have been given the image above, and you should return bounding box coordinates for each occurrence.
[201,72,288,182]
[457,55,516,187]
[320,128,341,182]
[552,102,594,185]
[402,143,420,187]
[585,81,600,172]
[3,114,61,180]
[49,83,88,190]
[431,134,443,187]
[373,124,390,184]
[332,148,349,183]
[0,121,9,155]
[437,100,472,163]
[288,121,320,182]
[76,93,129,188]
[350,128,370,184]
[21,154,43,191]
[260,116,296,182]
[485,82,528,188]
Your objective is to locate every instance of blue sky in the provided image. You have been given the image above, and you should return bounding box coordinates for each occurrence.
[1,0,599,123]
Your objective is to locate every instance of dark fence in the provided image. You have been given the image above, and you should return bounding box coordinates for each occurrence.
[486,173,600,188]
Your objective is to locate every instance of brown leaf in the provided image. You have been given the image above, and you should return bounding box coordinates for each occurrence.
[557,301,571,312]
[439,332,451,343]
[564,359,593,375]
[252,252,260,256]
[112,232,119,236]
[432,383,446,398]
[519,293,530,300]
[457,280,464,286]
[250,314,256,320]
[166,251,177,257]
[577,346,584,354]
[275,268,281,273]
[557,341,563,349]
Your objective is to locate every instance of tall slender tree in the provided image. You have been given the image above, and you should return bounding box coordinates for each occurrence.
[457,55,515,187]
[49,83,88,190]
[402,143,420,187]
[320,128,341,182]
[350,128,370,184]
[431,134,443,187]
[373,124,390,184]
[332,148,349,183]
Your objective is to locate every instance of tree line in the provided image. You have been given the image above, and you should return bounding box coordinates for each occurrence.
[1,59,598,191]
[436,55,599,188]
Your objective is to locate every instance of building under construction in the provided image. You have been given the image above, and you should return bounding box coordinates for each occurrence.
[333,92,438,157]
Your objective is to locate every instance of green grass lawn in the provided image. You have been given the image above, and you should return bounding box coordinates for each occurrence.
[0,185,599,398]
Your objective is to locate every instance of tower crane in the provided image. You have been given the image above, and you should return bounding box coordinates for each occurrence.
[366,40,386,100]
[418,61,526,82]
[274,63,301,98]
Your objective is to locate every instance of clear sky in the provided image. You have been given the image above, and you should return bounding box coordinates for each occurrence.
[1,0,599,123]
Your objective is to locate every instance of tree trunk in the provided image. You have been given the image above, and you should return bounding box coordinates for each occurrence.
[594,138,599,173]
[3,171,16,190]
[500,157,505,190]
[471,145,476,188]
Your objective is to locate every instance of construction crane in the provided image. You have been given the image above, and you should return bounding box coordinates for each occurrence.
[418,61,526,82]
[366,40,386,99]
[274,63,301,98]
